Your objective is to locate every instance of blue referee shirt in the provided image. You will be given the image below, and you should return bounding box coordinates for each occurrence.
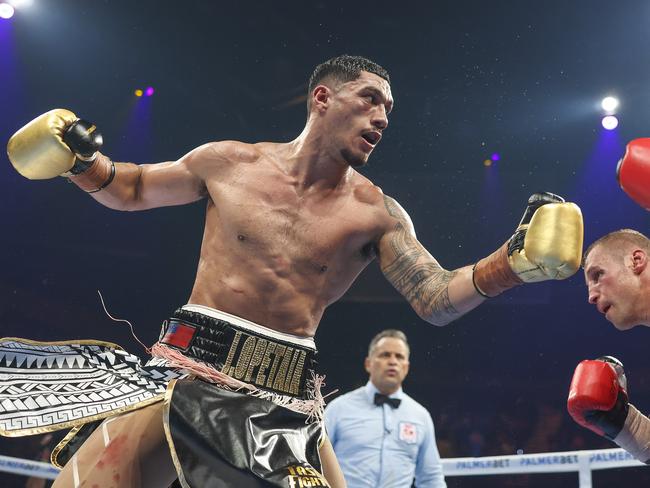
[324,381,446,488]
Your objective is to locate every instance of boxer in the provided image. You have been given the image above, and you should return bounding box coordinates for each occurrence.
[580,142,650,333]
[569,142,650,463]
[5,55,583,487]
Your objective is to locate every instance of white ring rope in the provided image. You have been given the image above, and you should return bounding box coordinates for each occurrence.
[442,447,644,476]
[0,454,59,480]
[0,448,646,486]
[440,448,647,488]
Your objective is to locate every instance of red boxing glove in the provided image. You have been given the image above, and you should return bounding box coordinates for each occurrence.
[617,138,650,210]
[567,356,629,439]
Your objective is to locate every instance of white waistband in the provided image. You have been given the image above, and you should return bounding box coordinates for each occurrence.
[181,304,316,350]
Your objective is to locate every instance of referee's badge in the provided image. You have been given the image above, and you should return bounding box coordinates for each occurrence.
[398,421,417,444]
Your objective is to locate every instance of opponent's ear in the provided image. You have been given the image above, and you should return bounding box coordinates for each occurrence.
[631,249,648,275]
[364,356,371,374]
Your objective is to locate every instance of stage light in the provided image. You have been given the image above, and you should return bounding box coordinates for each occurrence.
[483,159,492,167]
[144,87,154,96]
[601,96,619,113]
[602,115,618,130]
[490,153,500,161]
[0,3,15,18]
[134,89,143,97]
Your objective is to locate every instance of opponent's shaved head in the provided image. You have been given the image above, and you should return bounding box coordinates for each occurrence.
[583,229,650,266]
[307,55,390,110]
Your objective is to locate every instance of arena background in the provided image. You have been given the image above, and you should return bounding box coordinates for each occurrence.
[2,0,650,486]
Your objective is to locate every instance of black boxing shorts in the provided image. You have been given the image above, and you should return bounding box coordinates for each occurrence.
[156,305,328,487]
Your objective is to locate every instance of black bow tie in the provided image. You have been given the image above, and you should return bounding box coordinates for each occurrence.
[374,393,401,409]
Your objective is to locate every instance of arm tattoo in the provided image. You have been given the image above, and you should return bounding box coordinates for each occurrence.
[382,196,459,320]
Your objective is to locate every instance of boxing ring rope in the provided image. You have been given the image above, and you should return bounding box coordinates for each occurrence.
[0,448,646,486]
[0,454,59,479]
[440,448,646,487]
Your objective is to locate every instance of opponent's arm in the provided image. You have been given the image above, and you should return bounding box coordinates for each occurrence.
[377,196,480,326]
[568,356,650,464]
[6,109,229,211]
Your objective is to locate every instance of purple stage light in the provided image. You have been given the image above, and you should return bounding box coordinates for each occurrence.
[490,153,500,161]
[0,3,15,19]
[144,86,155,97]
[602,115,618,130]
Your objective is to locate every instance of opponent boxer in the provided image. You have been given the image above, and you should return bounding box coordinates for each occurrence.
[569,229,650,463]
[567,139,650,463]
[5,55,583,488]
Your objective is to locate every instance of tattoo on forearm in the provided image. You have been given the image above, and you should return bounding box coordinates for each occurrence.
[382,196,459,320]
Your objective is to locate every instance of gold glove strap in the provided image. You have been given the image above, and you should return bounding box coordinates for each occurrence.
[68,154,115,193]
[473,242,523,297]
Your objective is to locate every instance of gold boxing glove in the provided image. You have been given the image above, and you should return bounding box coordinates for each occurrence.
[473,192,584,297]
[7,109,105,180]
[7,109,115,193]
[7,109,83,179]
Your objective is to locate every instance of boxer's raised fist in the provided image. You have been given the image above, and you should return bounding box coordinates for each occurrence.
[567,356,628,439]
[472,192,584,297]
[7,109,103,179]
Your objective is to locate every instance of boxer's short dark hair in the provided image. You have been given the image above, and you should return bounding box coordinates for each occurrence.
[307,55,390,110]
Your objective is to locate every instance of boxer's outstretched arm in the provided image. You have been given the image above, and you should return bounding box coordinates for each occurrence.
[377,196,484,327]
[7,109,228,211]
[76,141,237,211]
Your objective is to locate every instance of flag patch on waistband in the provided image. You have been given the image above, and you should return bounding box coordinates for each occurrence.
[162,321,196,350]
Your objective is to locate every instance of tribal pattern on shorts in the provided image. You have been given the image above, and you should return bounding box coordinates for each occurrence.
[0,338,186,436]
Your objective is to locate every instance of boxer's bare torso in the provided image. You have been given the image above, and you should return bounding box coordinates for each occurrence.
[188,141,390,337]
[89,134,416,338]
